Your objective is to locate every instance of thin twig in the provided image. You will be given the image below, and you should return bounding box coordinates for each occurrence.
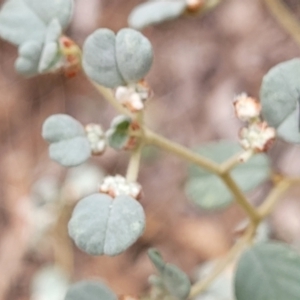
[220,172,260,224]
[92,82,133,118]
[188,225,255,299]
[126,143,143,182]
[264,0,300,47]
[258,179,291,218]
[144,129,221,175]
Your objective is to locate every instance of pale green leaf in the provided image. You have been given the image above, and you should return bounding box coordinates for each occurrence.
[116,28,153,83]
[128,0,187,30]
[82,29,125,88]
[64,281,117,300]
[235,242,300,300]
[260,58,300,143]
[185,141,271,210]
[42,114,91,167]
[68,193,145,256]
[49,137,91,167]
[148,248,191,300]
[82,28,153,88]
[0,0,73,45]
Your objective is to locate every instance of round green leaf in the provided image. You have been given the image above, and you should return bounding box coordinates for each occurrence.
[185,141,271,210]
[82,28,153,88]
[260,59,300,143]
[49,137,91,168]
[0,0,73,46]
[15,41,43,76]
[116,28,153,83]
[128,0,187,30]
[82,29,125,88]
[235,242,300,300]
[42,114,85,143]
[68,193,145,256]
[24,0,73,30]
[65,281,117,300]
[15,20,62,77]
[148,248,191,300]
[42,114,91,167]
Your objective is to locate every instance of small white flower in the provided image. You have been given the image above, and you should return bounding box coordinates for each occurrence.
[115,81,152,112]
[85,124,106,155]
[239,121,276,152]
[99,175,142,200]
[233,93,261,122]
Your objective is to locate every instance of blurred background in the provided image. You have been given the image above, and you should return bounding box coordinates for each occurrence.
[0,0,300,299]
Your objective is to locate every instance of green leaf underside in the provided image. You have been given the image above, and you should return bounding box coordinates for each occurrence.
[82,28,153,88]
[68,193,145,256]
[260,58,300,143]
[0,0,73,46]
[185,141,270,210]
[235,242,300,300]
[148,248,191,299]
[107,116,132,149]
[65,281,117,300]
[42,114,91,167]
[128,0,187,30]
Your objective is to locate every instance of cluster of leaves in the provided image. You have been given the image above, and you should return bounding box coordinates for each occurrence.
[1,0,300,300]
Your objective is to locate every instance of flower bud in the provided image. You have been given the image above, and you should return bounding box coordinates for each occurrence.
[186,0,204,13]
[85,123,106,155]
[233,93,261,122]
[115,80,152,112]
[99,175,142,200]
[239,121,276,152]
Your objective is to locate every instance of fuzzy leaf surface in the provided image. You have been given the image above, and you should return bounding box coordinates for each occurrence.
[235,242,300,300]
[128,0,187,30]
[83,28,153,88]
[68,193,145,256]
[0,0,73,45]
[42,114,91,167]
[185,141,270,210]
[148,248,191,299]
[64,281,117,300]
[260,58,300,143]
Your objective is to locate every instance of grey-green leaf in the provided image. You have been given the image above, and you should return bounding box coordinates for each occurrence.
[82,28,153,88]
[116,28,153,83]
[65,281,117,300]
[42,114,91,167]
[0,0,73,46]
[42,114,85,143]
[148,248,191,299]
[24,0,73,30]
[235,242,300,300]
[260,58,300,143]
[68,193,145,256]
[15,41,43,76]
[185,141,271,210]
[49,137,91,167]
[128,0,187,30]
[82,29,125,88]
[0,0,45,45]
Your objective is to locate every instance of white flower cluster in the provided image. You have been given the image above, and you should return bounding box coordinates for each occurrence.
[234,93,276,153]
[239,122,276,153]
[85,124,106,155]
[115,80,152,112]
[233,93,261,122]
[99,175,142,200]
